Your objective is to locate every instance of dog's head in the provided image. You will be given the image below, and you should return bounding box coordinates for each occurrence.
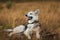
[25,9,40,23]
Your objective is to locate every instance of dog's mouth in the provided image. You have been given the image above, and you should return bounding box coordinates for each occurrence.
[28,16,33,20]
[25,15,33,20]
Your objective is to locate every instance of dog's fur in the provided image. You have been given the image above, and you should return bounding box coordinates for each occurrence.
[6,9,41,40]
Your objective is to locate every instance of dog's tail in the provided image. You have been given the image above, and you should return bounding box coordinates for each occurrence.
[4,29,13,32]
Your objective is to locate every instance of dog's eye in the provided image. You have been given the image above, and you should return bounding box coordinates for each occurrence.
[30,13,32,15]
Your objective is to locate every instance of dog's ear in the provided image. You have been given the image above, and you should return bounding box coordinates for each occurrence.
[34,9,40,14]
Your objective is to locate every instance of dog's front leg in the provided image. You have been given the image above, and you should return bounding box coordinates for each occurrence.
[24,29,31,40]
[36,31,40,40]
[35,27,40,40]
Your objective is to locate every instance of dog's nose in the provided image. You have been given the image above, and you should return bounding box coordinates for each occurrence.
[25,15,27,16]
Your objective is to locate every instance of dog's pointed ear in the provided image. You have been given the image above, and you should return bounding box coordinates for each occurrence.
[34,9,40,14]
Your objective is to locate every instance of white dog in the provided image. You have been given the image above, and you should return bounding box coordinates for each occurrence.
[24,9,40,40]
[5,9,41,40]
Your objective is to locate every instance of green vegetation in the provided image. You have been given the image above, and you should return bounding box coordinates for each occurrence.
[6,1,13,9]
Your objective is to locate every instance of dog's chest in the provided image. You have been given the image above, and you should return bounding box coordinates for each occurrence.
[25,23,39,29]
[24,21,41,31]
[24,23,35,30]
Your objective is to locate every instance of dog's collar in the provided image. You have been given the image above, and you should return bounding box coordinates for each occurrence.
[28,20,41,27]
[28,21,39,24]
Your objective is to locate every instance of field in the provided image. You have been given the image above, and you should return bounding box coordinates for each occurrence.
[0,1,60,40]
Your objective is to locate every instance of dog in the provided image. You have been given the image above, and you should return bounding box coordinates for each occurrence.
[24,9,41,40]
[5,9,41,40]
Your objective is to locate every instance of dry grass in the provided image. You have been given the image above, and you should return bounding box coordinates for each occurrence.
[0,1,60,40]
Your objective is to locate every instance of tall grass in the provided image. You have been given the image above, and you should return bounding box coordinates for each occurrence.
[0,1,60,31]
[0,1,60,40]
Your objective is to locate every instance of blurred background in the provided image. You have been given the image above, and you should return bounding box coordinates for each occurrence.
[0,0,60,40]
